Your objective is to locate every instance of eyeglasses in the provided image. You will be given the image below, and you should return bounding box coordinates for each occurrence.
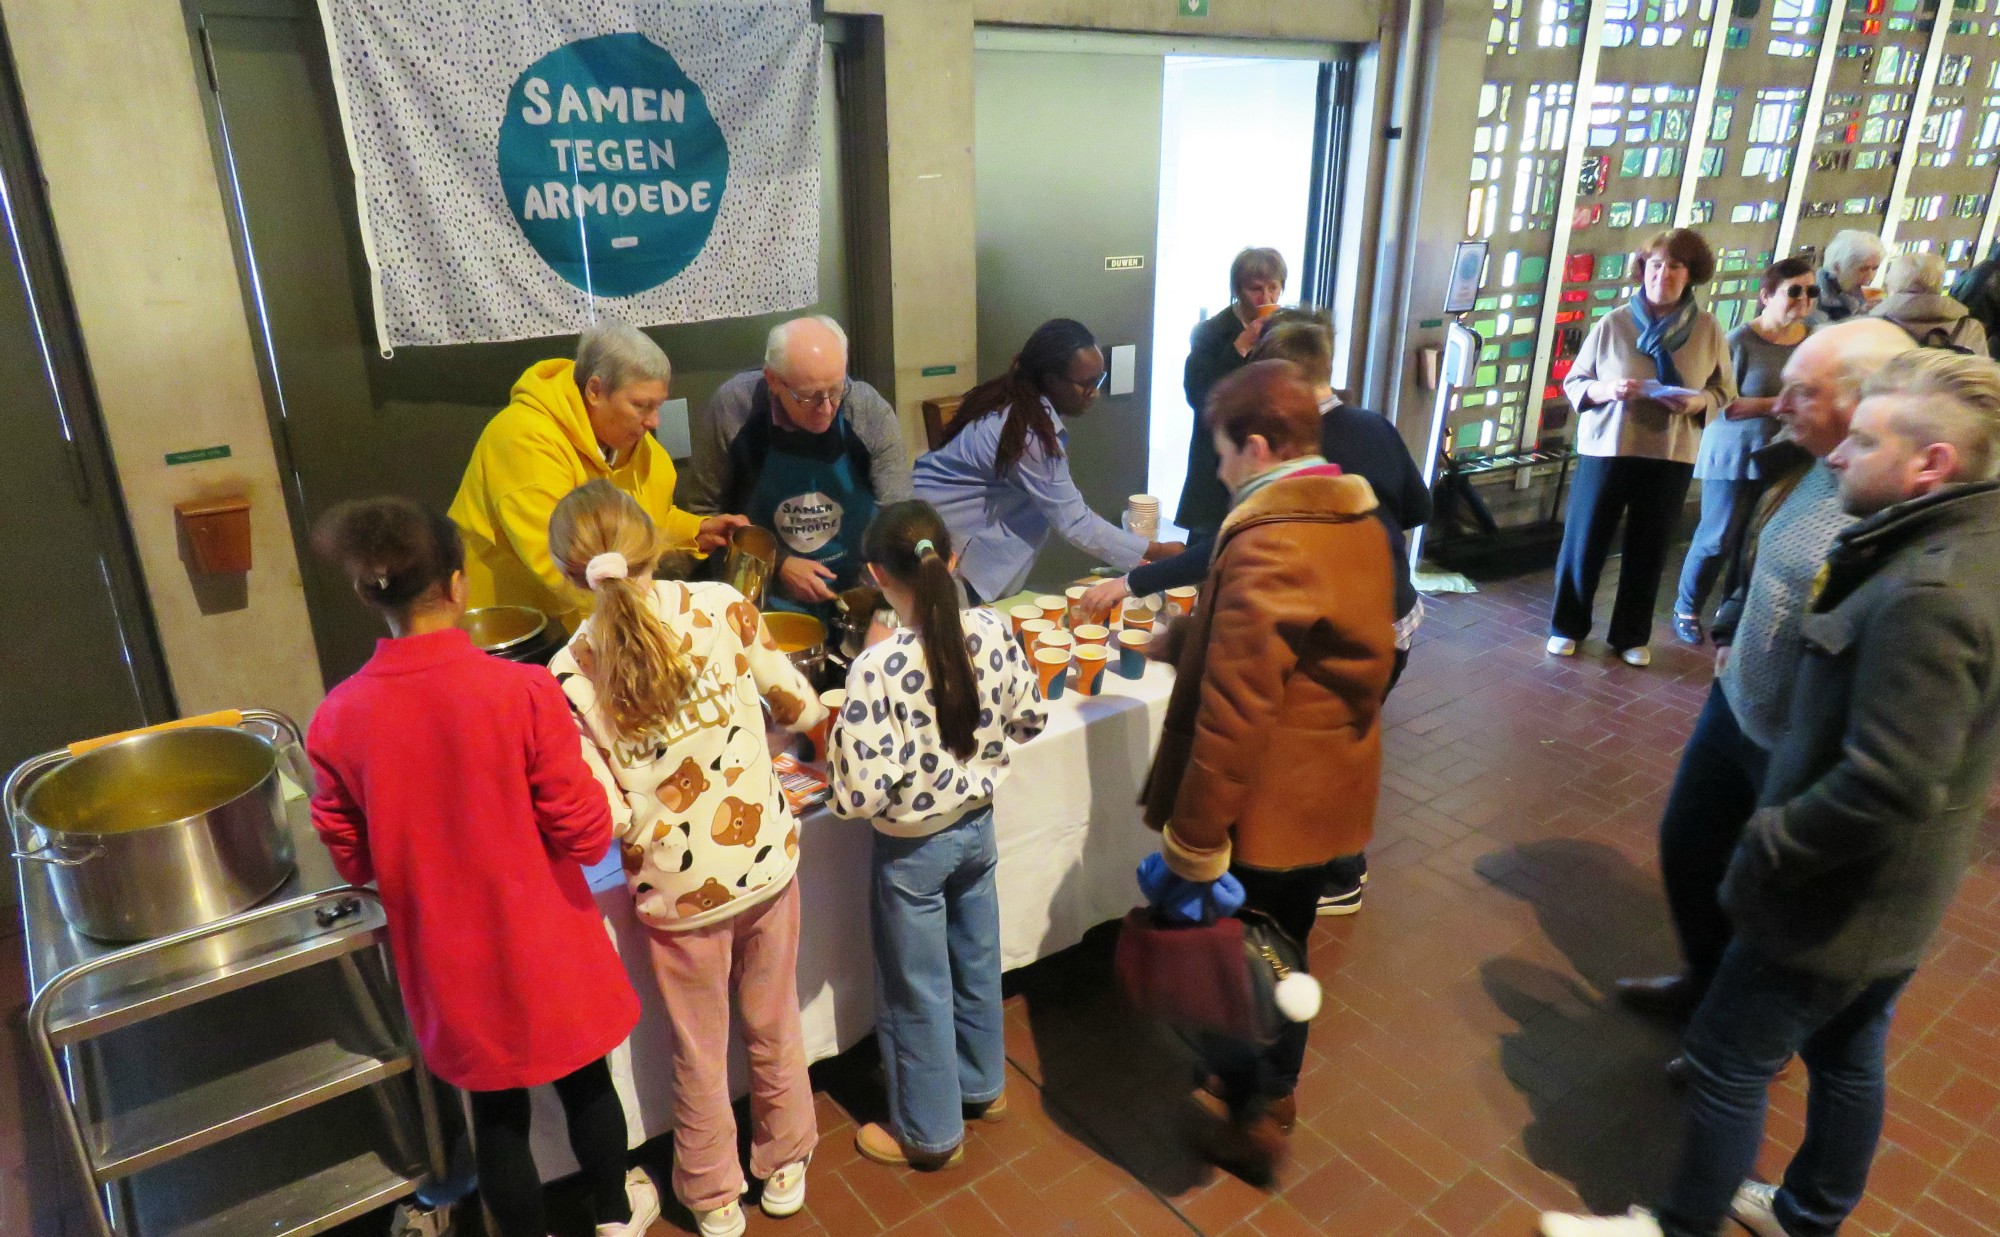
[1058,371,1107,395]
[777,377,851,409]
[1783,285,1822,301]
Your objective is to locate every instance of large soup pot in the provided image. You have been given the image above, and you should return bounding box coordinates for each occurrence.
[459,605,563,665]
[6,710,304,942]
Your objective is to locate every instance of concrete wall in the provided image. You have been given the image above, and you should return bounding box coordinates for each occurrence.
[2,0,324,725]
[3,0,1394,712]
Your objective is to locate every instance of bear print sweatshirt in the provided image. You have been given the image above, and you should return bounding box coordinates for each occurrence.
[553,581,828,932]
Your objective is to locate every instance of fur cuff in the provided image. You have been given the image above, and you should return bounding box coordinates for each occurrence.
[1161,824,1232,884]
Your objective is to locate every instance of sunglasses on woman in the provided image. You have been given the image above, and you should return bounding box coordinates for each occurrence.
[1782,284,1821,300]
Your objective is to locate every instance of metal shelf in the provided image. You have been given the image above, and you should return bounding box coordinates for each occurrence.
[139,1148,423,1237]
[87,1038,415,1181]
[44,915,385,1046]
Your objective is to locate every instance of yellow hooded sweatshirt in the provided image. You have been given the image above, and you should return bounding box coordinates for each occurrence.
[449,358,704,632]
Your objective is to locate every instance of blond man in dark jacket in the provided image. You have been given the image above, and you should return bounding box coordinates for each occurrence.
[1142,359,1396,1175]
[1543,349,2000,1237]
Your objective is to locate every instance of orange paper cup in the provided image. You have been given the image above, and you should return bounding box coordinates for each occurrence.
[1035,594,1067,625]
[1165,586,1198,616]
[1072,623,1110,648]
[1009,603,1044,639]
[1072,645,1110,696]
[809,689,846,764]
[1116,629,1150,679]
[1065,584,1092,626]
[1033,646,1070,700]
[1121,600,1155,633]
[1036,629,1074,658]
[1018,617,1056,652]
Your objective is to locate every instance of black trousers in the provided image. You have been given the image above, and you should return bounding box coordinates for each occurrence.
[1659,681,1770,992]
[468,1057,630,1237]
[1550,455,1695,651]
[1202,859,1335,1112]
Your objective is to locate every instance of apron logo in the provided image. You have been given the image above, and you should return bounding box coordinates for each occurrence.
[776,492,844,555]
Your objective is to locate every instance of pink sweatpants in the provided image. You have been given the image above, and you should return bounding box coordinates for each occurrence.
[644,877,817,1213]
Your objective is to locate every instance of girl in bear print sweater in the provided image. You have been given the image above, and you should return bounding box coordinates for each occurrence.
[829,501,1046,1171]
[548,482,825,1237]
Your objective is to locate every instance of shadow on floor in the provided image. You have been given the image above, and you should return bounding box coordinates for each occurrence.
[1475,837,1690,1214]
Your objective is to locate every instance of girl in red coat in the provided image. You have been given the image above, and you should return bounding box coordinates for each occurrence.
[306,498,657,1237]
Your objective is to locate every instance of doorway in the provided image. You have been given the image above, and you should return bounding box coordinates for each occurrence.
[1149,56,1323,529]
[971,32,1347,589]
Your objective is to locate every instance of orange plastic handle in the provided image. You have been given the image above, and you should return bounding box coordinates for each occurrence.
[68,709,246,758]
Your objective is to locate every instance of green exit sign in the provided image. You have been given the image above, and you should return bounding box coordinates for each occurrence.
[1180,0,1208,15]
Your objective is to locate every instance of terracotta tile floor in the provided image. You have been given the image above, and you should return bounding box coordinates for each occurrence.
[8,568,1998,1236]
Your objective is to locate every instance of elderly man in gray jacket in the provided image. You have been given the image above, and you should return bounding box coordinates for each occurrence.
[1544,348,2000,1237]
[683,315,911,613]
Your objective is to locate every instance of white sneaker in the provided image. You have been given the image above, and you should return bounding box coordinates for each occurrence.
[692,1198,746,1237]
[1538,1207,1664,1236]
[761,1158,808,1218]
[595,1167,661,1237]
[1619,646,1652,667]
[1730,1181,1788,1237]
[1548,636,1579,656]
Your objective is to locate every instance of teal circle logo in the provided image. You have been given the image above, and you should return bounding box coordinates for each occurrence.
[499,33,728,297]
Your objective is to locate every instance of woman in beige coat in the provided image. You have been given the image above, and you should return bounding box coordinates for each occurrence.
[1548,228,1737,666]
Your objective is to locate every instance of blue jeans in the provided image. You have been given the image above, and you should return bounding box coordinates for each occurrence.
[870,805,1005,1155]
[1675,477,1751,619]
[1658,682,1768,992]
[1658,941,1913,1237]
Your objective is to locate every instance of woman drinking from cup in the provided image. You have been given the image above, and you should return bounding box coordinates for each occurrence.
[912,319,1182,605]
[1549,228,1737,666]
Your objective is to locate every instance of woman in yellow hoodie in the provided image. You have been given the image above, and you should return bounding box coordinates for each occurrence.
[450,319,746,632]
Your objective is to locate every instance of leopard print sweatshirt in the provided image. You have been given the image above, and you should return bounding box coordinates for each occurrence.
[554,581,828,932]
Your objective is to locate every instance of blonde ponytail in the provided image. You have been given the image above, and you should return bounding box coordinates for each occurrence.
[549,481,693,746]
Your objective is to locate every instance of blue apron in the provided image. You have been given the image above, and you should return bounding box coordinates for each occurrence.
[728,383,878,618]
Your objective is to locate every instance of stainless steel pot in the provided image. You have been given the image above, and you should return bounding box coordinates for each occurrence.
[722,526,778,608]
[459,605,562,665]
[7,710,303,942]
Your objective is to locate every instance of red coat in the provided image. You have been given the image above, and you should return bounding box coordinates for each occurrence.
[307,628,638,1091]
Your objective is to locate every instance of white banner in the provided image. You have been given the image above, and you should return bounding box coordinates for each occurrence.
[316,0,821,350]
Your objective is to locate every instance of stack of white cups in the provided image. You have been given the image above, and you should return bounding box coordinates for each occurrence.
[1123,494,1160,539]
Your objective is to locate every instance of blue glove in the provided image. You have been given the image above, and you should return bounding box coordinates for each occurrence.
[1136,852,1245,924]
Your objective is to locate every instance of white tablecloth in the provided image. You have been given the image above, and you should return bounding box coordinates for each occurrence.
[531,659,1177,1175]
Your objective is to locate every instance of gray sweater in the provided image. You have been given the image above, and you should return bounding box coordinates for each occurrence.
[680,370,912,515]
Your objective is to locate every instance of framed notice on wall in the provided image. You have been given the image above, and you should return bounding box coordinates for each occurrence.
[1443,241,1488,315]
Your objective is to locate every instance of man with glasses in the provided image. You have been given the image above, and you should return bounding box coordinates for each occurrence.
[1612,319,1914,1038]
[687,315,912,613]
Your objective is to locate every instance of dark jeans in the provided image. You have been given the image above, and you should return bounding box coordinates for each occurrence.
[1675,477,1754,619]
[469,1057,630,1237]
[1659,681,1769,992]
[1550,455,1695,650]
[1202,859,1333,1113]
[1659,942,1912,1237]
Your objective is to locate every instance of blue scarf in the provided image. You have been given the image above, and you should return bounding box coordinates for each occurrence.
[1628,293,1698,390]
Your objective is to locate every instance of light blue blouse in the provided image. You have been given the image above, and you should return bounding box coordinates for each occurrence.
[911,400,1148,602]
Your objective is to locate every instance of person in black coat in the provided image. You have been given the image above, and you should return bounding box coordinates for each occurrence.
[1178,247,1289,536]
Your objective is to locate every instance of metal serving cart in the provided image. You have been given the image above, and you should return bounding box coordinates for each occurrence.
[11,772,446,1237]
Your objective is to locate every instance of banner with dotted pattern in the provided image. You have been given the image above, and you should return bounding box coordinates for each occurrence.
[316,0,820,350]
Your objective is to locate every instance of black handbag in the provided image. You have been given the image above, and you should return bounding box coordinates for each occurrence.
[1114,898,1321,1046]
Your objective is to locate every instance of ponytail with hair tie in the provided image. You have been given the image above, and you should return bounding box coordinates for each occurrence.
[862,502,980,761]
